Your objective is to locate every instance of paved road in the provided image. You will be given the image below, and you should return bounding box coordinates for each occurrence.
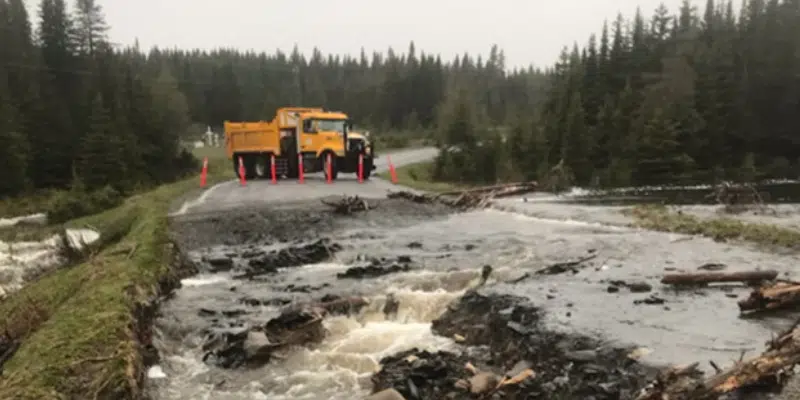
[173,147,438,215]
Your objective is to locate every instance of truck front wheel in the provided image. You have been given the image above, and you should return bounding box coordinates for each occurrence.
[323,153,339,180]
[361,157,373,180]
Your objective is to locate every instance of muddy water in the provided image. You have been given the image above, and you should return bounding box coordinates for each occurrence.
[150,202,800,399]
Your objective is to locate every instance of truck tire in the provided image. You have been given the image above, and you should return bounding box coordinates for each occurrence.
[244,155,257,180]
[254,154,271,180]
[361,157,373,180]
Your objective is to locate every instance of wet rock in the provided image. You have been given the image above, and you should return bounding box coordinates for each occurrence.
[634,295,666,305]
[198,308,216,317]
[233,238,342,279]
[240,249,265,259]
[338,256,414,279]
[627,282,652,293]
[461,371,501,394]
[242,330,273,364]
[238,297,291,307]
[383,293,400,320]
[565,349,598,362]
[281,283,330,293]
[205,255,234,272]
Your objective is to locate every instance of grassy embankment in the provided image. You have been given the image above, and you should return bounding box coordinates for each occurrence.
[627,204,800,250]
[0,146,232,399]
[379,162,800,250]
[377,160,467,193]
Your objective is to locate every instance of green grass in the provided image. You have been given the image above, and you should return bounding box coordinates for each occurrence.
[378,161,467,193]
[0,148,233,399]
[627,204,800,250]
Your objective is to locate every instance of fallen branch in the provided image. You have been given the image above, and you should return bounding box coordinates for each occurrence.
[536,254,598,275]
[321,195,373,215]
[661,270,778,286]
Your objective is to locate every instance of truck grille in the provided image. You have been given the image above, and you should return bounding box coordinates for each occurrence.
[348,138,365,152]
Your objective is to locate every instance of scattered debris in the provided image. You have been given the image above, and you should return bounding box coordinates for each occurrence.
[387,181,538,211]
[321,195,373,215]
[661,270,778,286]
[738,280,800,313]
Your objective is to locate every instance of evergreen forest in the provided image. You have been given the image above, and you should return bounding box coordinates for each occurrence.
[1,0,798,199]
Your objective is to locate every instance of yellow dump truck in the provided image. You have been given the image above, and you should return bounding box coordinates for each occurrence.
[224,107,375,180]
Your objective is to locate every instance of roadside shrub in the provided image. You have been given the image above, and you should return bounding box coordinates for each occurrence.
[48,185,124,223]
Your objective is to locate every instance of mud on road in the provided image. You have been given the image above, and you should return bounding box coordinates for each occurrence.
[146,193,800,400]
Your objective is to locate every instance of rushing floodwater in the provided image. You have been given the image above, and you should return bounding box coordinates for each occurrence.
[148,201,800,399]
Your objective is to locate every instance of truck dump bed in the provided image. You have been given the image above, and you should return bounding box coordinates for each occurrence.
[224,121,281,159]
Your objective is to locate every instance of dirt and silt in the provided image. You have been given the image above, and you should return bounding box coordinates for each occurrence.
[145,192,800,400]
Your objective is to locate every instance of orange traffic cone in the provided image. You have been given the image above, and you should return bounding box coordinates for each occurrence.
[200,157,208,187]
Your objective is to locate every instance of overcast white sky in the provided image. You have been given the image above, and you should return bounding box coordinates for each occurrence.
[25,0,701,69]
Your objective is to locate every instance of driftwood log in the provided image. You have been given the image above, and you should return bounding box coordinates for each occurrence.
[738,281,800,313]
[635,317,800,399]
[661,270,778,286]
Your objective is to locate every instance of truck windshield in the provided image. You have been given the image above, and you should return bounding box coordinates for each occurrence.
[312,119,346,133]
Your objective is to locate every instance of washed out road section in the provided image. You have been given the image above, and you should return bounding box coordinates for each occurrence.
[152,190,800,399]
[155,156,800,399]
[176,147,438,215]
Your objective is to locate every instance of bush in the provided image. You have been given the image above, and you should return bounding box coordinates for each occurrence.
[48,185,124,224]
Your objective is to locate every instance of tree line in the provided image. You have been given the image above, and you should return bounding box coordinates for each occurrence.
[2,0,797,202]
[0,0,549,200]
[434,0,800,188]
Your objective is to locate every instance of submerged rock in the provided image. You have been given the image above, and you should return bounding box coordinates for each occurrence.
[233,238,342,279]
[373,290,653,399]
[337,256,414,279]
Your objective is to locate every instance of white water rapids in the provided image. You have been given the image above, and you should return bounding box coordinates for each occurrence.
[146,260,523,400]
